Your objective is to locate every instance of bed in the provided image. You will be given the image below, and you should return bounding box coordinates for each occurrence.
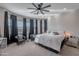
[34,32,65,52]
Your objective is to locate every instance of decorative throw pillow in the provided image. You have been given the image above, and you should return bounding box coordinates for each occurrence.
[53,32,59,35]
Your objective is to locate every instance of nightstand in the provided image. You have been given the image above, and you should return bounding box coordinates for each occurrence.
[66,36,79,48]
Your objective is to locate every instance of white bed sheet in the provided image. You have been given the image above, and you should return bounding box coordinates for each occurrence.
[34,33,64,52]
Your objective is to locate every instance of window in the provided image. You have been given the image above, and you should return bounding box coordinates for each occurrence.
[26,19,30,39]
[17,20,23,35]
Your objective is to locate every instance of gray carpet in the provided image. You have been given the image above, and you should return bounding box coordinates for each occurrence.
[0,41,59,56]
[0,41,79,56]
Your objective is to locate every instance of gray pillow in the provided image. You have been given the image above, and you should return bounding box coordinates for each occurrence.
[53,32,59,35]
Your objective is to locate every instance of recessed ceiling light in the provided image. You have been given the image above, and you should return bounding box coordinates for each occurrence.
[64,8,67,10]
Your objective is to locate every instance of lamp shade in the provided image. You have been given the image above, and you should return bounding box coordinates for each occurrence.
[64,31,71,38]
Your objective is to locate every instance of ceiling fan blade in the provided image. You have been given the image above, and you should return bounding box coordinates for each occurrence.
[42,5,51,9]
[37,11,39,14]
[27,8,36,10]
[42,10,49,12]
[40,3,43,7]
[31,10,37,13]
[40,10,44,14]
[38,3,43,8]
[32,3,38,9]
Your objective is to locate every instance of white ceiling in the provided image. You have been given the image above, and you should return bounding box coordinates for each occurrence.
[0,3,79,17]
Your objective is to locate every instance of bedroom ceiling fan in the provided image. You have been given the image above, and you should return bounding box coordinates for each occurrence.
[27,3,51,15]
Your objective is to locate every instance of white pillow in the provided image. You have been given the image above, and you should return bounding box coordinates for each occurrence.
[47,31,64,36]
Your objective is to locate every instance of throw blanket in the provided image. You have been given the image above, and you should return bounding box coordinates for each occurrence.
[34,33,64,52]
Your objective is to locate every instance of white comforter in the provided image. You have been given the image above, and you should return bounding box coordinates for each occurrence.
[34,33,64,52]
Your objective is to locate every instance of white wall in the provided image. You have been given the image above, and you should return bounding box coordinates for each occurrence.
[0,7,5,37]
[47,14,61,32]
[48,10,79,36]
